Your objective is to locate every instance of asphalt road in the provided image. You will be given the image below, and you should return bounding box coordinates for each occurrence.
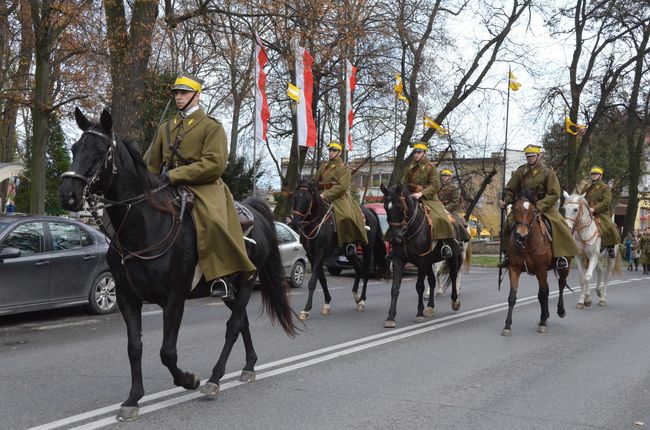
[1,267,649,430]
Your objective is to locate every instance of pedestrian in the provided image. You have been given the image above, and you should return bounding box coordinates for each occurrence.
[625,231,634,270]
[639,227,650,275]
[630,232,640,272]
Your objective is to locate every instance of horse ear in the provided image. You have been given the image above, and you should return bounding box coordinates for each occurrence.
[380,183,387,194]
[100,109,113,134]
[75,107,91,131]
[579,193,586,199]
[563,190,570,199]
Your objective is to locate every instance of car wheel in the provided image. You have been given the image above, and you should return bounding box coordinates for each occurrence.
[290,260,306,288]
[327,266,342,276]
[88,272,117,314]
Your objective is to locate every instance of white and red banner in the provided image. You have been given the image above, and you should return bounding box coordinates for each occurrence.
[295,45,316,147]
[254,33,269,142]
[345,60,357,151]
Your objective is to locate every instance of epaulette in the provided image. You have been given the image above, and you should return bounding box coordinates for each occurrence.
[206,115,222,125]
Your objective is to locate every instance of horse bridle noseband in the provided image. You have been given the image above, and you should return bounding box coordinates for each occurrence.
[564,199,598,245]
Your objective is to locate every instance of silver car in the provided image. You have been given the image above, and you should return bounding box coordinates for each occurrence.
[0,214,116,316]
[274,222,308,288]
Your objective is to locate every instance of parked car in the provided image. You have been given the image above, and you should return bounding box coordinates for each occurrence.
[324,203,391,276]
[274,222,309,288]
[0,214,116,316]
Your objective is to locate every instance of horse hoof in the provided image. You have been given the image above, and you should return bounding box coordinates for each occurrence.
[501,329,512,337]
[596,288,603,298]
[598,300,607,307]
[117,406,139,422]
[576,303,584,309]
[189,373,200,390]
[423,307,434,317]
[414,316,425,323]
[558,310,566,318]
[353,292,361,302]
[537,325,548,334]
[299,311,310,321]
[200,382,220,399]
[321,303,331,316]
[239,370,256,383]
[451,300,461,312]
[356,301,365,312]
[384,320,396,328]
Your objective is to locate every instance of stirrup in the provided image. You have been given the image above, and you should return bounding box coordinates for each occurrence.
[441,244,452,259]
[210,278,234,300]
[345,243,357,257]
[556,257,569,270]
[607,247,615,259]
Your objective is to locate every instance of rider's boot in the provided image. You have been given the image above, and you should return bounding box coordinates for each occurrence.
[441,240,453,259]
[607,246,616,259]
[555,256,569,270]
[210,278,234,300]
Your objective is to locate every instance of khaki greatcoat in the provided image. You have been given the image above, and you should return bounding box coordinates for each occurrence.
[502,161,579,258]
[145,107,255,280]
[313,157,368,247]
[582,179,621,247]
[402,160,454,240]
[640,233,650,265]
[438,181,471,241]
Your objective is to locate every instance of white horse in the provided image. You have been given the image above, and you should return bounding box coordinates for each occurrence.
[562,191,620,308]
[425,237,472,300]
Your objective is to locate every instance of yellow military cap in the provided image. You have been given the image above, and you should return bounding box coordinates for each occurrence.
[411,141,428,151]
[440,169,453,176]
[171,72,203,92]
[524,144,541,155]
[328,141,343,151]
[590,166,604,175]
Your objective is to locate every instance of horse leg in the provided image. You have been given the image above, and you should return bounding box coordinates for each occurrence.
[449,253,461,312]
[300,254,324,320]
[502,268,520,336]
[584,256,600,307]
[424,265,435,317]
[599,256,614,306]
[116,292,144,422]
[239,312,257,382]
[354,247,372,311]
[435,261,445,296]
[414,268,427,323]
[575,256,588,309]
[537,270,550,334]
[160,296,200,391]
[318,268,332,315]
[384,256,404,328]
[557,267,567,319]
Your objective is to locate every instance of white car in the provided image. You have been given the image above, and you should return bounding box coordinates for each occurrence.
[274,222,308,288]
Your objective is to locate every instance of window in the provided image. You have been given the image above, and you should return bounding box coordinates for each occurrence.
[371,174,382,189]
[275,224,296,245]
[81,229,94,247]
[1,222,45,255]
[50,222,84,251]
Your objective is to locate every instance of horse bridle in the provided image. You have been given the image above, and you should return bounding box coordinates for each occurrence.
[564,199,598,245]
[387,193,434,256]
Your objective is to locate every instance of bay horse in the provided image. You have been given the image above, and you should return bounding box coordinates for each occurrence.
[59,109,296,421]
[502,189,569,336]
[380,183,467,328]
[291,179,388,320]
[562,191,621,308]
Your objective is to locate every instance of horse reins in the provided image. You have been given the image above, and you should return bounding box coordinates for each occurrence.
[564,200,599,246]
[389,194,435,257]
[292,187,333,240]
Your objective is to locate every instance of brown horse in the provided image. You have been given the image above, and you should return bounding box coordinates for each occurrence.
[502,189,569,336]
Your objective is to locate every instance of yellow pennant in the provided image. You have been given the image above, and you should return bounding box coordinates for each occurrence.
[565,115,586,135]
[508,71,521,91]
[424,116,448,135]
[287,82,300,102]
[394,73,409,104]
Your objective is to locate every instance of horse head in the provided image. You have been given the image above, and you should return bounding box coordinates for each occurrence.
[512,188,538,244]
[292,179,317,225]
[380,183,411,242]
[562,190,589,233]
[60,108,117,212]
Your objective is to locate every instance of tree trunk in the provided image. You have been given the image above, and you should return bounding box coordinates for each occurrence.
[30,33,50,214]
[229,95,241,163]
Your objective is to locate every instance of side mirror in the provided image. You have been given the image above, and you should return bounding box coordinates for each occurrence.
[0,247,21,260]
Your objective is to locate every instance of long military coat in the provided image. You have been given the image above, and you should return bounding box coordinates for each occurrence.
[502,161,579,258]
[640,233,650,264]
[402,160,454,240]
[145,107,255,280]
[313,157,368,247]
[439,181,471,241]
[583,179,621,247]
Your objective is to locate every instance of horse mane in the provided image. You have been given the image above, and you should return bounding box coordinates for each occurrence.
[118,138,176,216]
[517,188,537,204]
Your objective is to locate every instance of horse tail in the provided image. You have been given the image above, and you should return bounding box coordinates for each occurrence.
[463,241,472,273]
[613,248,623,276]
[438,242,464,291]
[366,208,389,279]
[244,197,298,337]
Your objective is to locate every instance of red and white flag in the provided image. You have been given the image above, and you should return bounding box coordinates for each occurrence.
[254,33,270,142]
[345,60,357,151]
[295,45,316,147]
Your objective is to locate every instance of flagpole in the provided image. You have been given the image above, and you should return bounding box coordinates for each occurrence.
[393,91,398,160]
[498,66,512,291]
[252,30,258,197]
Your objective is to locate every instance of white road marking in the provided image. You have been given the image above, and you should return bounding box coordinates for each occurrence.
[33,320,100,331]
[27,278,642,430]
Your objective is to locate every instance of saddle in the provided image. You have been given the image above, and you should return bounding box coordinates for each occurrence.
[234,201,254,236]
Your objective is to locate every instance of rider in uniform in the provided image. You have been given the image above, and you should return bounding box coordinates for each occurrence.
[498,144,579,269]
[145,72,255,299]
[402,141,454,259]
[312,141,368,256]
[579,166,620,258]
[438,168,471,242]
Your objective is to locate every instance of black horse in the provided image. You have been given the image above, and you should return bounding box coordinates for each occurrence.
[59,109,296,421]
[380,183,467,328]
[291,179,388,319]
